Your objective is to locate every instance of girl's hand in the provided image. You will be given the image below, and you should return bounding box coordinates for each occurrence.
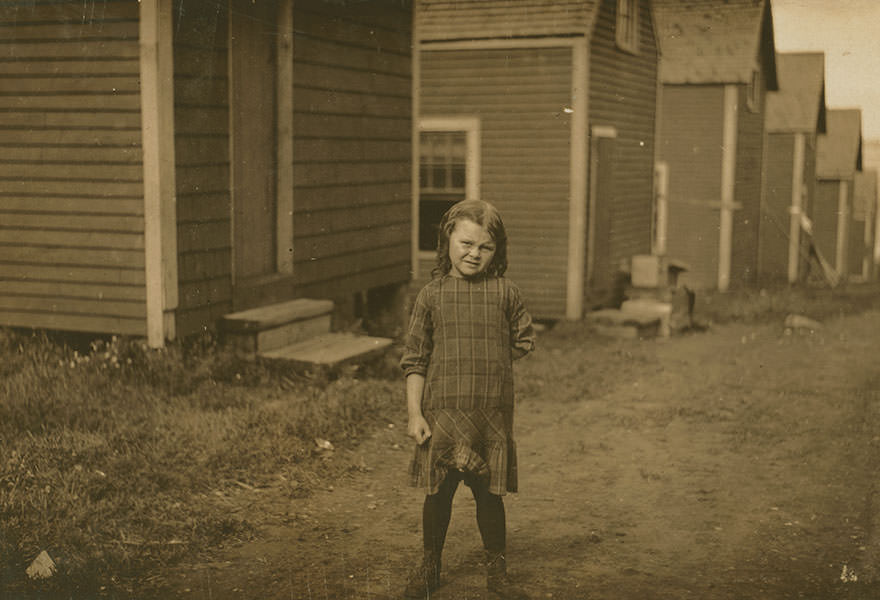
[408,415,432,445]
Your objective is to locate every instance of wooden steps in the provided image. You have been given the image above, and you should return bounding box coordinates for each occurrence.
[585,307,662,339]
[220,298,393,370]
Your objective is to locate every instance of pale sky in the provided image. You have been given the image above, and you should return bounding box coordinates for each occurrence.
[771,0,880,141]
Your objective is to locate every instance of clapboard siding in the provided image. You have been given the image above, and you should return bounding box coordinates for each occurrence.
[658,85,725,289]
[172,0,233,338]
[812,180,840,274]
[731,84,765,287]
[0,0,146,336]
[588,0,658,286]
[291,1,412,300]
[420,46,572,318]
[759,133,794,282]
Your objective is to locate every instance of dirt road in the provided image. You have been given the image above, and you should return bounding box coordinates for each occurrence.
[159,309,880,599]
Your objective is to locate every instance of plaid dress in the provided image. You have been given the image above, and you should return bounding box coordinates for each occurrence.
[400,274,535,495]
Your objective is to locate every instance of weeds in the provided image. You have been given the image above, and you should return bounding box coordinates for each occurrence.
[0,329,401,597]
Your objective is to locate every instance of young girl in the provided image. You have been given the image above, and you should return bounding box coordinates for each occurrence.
[400,200,535,599]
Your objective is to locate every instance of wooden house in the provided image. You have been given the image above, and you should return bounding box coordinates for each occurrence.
[415,0,660,319]
[654,0,778,290]
[814,109,862,282]
[759,52,826,284]
[851,169,877,281]
[0,0,413,348]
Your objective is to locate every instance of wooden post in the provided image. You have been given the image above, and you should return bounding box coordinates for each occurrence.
[787,132,805,283]
[718,85,739,292]
[140,0,178,347]
[566,37,588,320]
[835,180,849,278]
[276,0,294,274]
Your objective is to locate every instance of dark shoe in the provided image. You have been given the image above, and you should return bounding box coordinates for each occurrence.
[403,552,441,599]
[486,552,529,599]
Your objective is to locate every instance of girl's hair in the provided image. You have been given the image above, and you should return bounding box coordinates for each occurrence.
[432,199,508,278]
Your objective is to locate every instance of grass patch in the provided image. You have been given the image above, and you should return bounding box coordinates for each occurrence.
[0,330,401,598]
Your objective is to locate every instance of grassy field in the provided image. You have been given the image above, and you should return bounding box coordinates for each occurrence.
[1,282,879,598]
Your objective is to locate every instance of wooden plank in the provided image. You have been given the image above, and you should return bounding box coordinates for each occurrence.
[277,0,294,275]
[295,224,408,261]
[293,181,409,212]
[0,245,144,268]
[294,201,409,237]
[2,279,145,301]
[0,146,141,163]
[0,20,139,41]
[0,262,144,285]
[178,277,231,310]
[174,109,229,135]
[0,93,140,111]
[293,37,409,78]
[0,110,140,129]
[0,213,143,231]
[292,160,409,187]
[4,75,139,93]
[0,163,143,181]
[0,295,145,319]
[0,40,139,59]
[174,136,229,163]
[294,86,411,119]
[173,76,227,106]
[294,242,410,285]
[0,310,145,336]
[293,62,410,98]
[293,138,409,163]
[177,220,230,253]
[0,128,140,145]
[177,249,231,282]
[0,1,140,23]
[295,7,410,53]
[295,0,410,34]
[293,113,410,140]
[260,332,392,367]
[175,164,230,195]
[177,192,230,223]
[0,179,143,197]
[0,58,139,76]
[0,196,143,215]
[0,228,143,248]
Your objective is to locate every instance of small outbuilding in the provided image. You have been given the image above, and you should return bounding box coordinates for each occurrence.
[813,108,863,282]
[415,0,660,319]
[851,169,877,281]
[759,52,826,284]
[0,0,413,347]
[654,0,778,290]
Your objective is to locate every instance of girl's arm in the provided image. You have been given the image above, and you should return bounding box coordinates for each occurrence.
[507,281,536,360]
[405,374,431,444]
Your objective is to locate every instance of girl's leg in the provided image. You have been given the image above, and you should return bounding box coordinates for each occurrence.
[423,472,460,556]
[469,480,505,554]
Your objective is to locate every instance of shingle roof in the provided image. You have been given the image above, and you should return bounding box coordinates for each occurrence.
[853,169,877,221]
[654,0,777,87]
[416,0,599,41]
[817,109,863,179]
[765,52,826,133]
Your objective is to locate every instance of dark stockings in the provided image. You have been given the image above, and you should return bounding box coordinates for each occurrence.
[422,471,506,558]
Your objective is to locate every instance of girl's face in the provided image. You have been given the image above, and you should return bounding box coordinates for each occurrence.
[448,218,496,278]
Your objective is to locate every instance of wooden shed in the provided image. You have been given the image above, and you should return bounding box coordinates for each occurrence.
[851,169,877,281]
[654,0,778,290]
[814,109,862,283]
[0,0,413,348]
[759,52,826,284]
[415,0,659,319]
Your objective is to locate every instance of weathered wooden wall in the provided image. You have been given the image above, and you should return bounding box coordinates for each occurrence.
[420,46,573,318]
[731,83,766,288]
[658,85,725,289]
[812,179,843,276]
[0,0,146,335]
[173,0,231,337]
[588,0,657,288]
[758,133,795,282]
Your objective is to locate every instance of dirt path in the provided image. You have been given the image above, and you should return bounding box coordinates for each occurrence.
[157,310,880,599]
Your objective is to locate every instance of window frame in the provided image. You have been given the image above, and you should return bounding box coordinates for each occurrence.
[615,0,640,54]
[416,117,481,258]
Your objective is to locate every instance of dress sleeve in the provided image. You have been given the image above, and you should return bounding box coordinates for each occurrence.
[399,283,434,377]
[506,280,536,360]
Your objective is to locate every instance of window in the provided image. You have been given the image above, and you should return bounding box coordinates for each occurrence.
[746,69,761,112]
[616,0,639,54]
[417,118,480,252]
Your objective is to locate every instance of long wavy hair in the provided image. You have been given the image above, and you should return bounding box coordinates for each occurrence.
[432,199,508,279]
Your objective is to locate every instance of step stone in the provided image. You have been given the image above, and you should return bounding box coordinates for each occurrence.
[221,298,334,354]
[260,332,393,368]
[585,308,661,339]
